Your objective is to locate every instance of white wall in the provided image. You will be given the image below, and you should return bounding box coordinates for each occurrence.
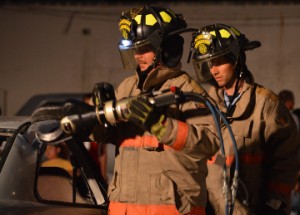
[0,3,300,115]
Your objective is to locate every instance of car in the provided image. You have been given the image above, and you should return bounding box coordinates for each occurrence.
[0,116,108,214]
[16,92,116,181]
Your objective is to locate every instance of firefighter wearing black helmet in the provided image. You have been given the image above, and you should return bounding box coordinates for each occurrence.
[91,5,219,215]
[190,23,299,215]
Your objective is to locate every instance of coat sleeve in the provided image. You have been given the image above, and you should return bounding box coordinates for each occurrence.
[160,112,219,160]
[263,98,300,208]
[158,75,220,160]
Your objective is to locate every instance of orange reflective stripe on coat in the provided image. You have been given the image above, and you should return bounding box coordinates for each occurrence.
[119,122,188,151]
[240,153,264,164]
[185,206,206,215]
[120,135,171,150]
[120,135,159,148]
[109,202,205,215]
[171,120,189,151]
[208,153,264,166]
[268,181,293,197]
[207,154,234,166]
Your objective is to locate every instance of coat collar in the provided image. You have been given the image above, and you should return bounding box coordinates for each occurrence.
[209,82,255,119]
[136,63,183,92]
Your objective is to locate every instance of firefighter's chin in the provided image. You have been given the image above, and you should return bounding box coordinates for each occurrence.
[138,63,150,72]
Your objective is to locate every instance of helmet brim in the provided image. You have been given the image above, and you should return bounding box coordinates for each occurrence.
[167,27,198,38]
[243,40,261,51]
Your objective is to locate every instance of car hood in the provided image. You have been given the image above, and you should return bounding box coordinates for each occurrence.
[0,199,106,215]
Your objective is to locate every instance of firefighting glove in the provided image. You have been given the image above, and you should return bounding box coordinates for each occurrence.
[260,199,286,215]
[128,97,167,140]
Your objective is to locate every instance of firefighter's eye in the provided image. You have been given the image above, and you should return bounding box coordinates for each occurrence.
[135,45,154,54]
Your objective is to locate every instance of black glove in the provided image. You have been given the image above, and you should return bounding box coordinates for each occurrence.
[128,97,167,140]
[259,199,286,215]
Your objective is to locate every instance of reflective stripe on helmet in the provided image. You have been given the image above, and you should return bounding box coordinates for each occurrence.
[145,14,157,26]
[160,11,172,23]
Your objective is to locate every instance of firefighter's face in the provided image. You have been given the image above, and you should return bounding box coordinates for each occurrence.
[210,56,236,89]
[134,49,156,72]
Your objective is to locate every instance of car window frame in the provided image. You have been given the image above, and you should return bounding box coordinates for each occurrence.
[33,131,108,208]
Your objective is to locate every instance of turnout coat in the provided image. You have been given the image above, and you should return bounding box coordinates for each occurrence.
[206,82,299,215]
[93,64,219,215]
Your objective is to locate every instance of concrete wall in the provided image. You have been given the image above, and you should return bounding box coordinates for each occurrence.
[0,3,300,115]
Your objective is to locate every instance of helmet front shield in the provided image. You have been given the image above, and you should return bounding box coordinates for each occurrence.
[192,59,212,83]
[118,39,156,71]
[118,41,137,71]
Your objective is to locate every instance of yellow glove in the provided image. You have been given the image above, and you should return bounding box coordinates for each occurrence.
[128,97,167,140]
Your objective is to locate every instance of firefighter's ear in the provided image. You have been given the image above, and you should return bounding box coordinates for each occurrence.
[160,35,184,67]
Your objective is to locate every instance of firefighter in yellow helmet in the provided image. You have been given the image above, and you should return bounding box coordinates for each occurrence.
[91,5,219,215]
[190,23,299,215]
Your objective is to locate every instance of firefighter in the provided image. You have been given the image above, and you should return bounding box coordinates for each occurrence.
[91,5,219,215]
[190,23,299,215]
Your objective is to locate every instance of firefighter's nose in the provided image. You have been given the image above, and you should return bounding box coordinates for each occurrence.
[210,66,219,76]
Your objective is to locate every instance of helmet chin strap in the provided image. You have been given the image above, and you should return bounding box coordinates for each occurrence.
[226,77,240,117]
[226,57,243,116]
[136,56,159,90]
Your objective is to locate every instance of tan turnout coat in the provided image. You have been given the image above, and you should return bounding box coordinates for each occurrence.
[93,64,219,215]
[206,82,299,215]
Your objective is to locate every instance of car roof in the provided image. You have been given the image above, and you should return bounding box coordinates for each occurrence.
[16,93,88,116]
[0,116,31,135]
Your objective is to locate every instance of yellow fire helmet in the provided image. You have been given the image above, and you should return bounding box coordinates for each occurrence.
[190,23,261,82]
[118,5,189,71]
